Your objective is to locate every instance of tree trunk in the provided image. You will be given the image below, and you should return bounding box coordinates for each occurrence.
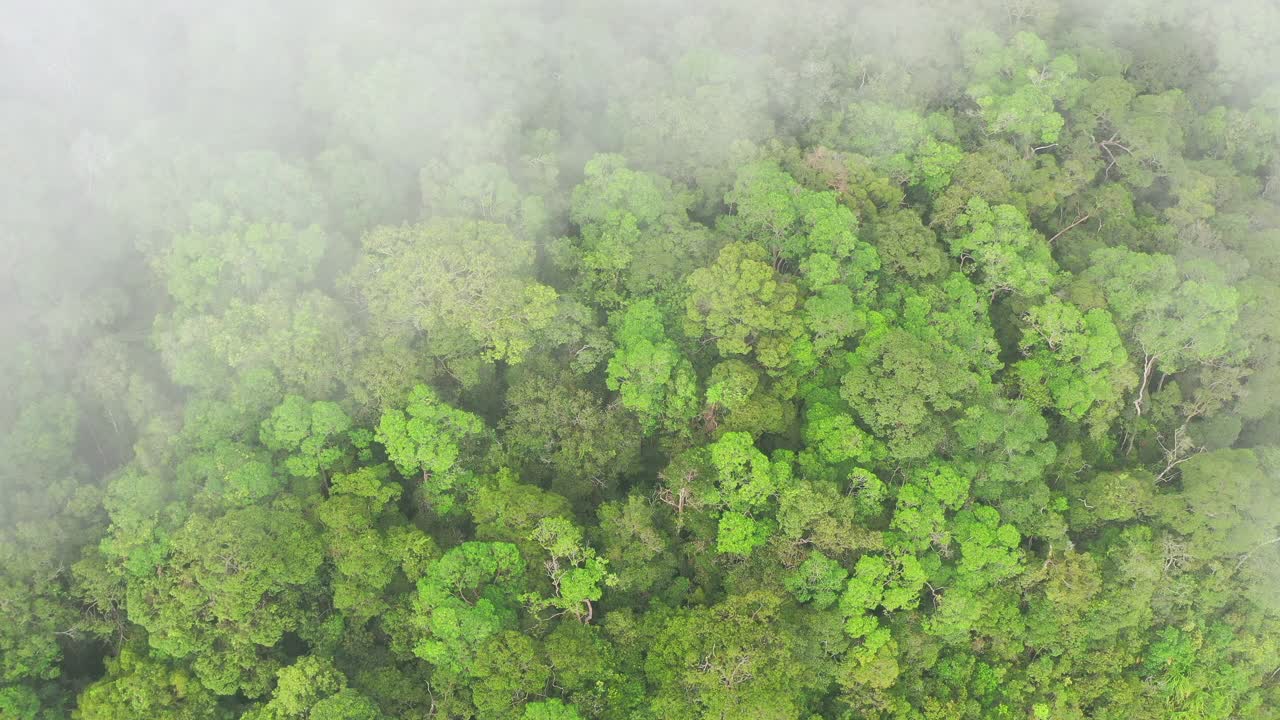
[1134,354,1157,416]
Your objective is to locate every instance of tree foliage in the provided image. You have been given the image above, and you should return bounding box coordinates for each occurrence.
[4,4,1278,719]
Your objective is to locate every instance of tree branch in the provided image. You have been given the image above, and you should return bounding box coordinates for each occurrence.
[1048,213,1090,244]
[1234,537,1280,572]
[1134,354,1158,417]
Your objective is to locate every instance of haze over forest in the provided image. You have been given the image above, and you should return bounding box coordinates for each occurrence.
[2,1,1280,718]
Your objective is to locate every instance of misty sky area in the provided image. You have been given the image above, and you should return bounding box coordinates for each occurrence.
[2,0,1279,718]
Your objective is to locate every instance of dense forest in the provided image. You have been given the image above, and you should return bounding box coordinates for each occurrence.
[3,1,1280,718]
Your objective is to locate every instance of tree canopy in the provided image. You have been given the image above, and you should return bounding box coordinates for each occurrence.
[3,2,1279,719]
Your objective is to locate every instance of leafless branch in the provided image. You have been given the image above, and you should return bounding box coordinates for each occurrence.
[1048,213,1090,244]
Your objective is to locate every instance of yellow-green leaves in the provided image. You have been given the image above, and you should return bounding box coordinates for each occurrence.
[606,299,699,435]
[964,31,1081,146]
[840,553,925,637]
[524,517,612,622]
[1015,297,1136,431]
[558,154,711,308]
[260,396,354,479]
[707,432,792,556]
[785,550,848,609]
[952,197,1058,299]
[375,384,485,514]
[685,242,802,372]
[412,542,525,674]
[346,219,558,368]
